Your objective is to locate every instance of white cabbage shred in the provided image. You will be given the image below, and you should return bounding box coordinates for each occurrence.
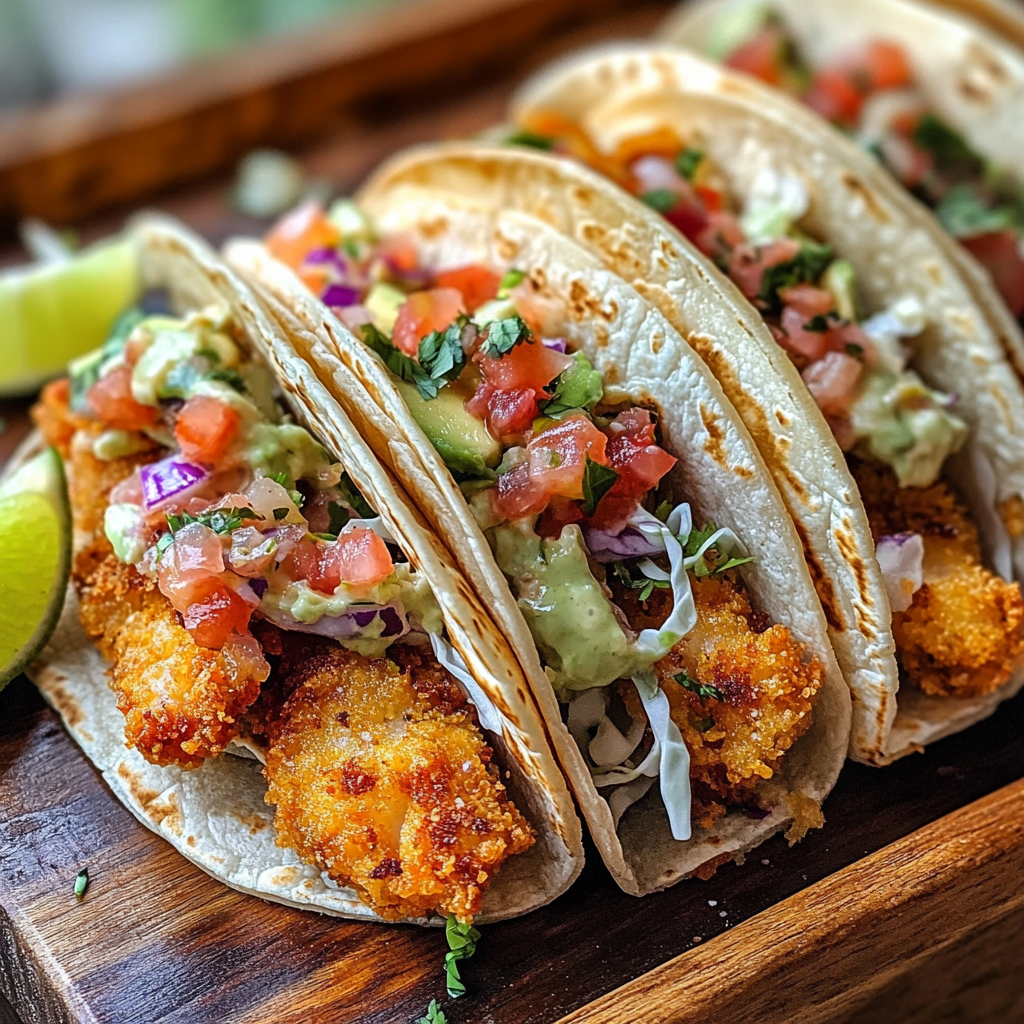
[740,167,809,245]
[429,632,504,735]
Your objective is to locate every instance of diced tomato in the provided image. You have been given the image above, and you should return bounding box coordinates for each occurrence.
[859,40,913,91]
[494,462,550,521]
[725,25,786,86]
[319,528,394,591]
[961,229,1024,317]
[434,265,501,312]
[173,395,240,465]
[265,202,340,270]
[695,210,746,260]
[728,238,801,301]
[466,381,540,440]
[805,68,865,127]
[664,198,711,245]
[603,409,677,500]
[694,185,724,213]
[527,415,609,499]
[181,579,253,649]
[378,234,420,275]
[392,288,466,355]
[536,495,584,538]
[778,307,830,363]
[802,351,863,415]
[778,284,836,317]
[281,537,322,586]
[476,336,573,391]
[87,366,160,432]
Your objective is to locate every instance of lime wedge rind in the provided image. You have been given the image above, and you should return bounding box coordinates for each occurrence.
[0,447,72,688]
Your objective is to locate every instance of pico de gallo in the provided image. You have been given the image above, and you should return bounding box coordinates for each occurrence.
[714,9,1024,320]
[70,304,445,668]
[263,200,828,835]
[505,113,1024,700]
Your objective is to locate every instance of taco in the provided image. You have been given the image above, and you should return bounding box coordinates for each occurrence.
[504,43,1024,762]
[26,214,583,924]
[225,163,851,895]
[659,0,1024,375]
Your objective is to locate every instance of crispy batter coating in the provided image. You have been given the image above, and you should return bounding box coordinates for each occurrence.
[252,631,534,922]
[850,458,1024,698]
[613,574,821,829]
[33,383,261,767]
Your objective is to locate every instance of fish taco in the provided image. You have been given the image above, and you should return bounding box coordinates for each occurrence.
[226,162,851,895]
[505,43,1024,762]
[25,214,583,925]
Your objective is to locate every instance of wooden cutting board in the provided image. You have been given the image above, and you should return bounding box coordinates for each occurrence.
[2,667,1021,1024]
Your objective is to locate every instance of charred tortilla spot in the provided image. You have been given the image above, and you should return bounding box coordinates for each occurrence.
[957,42,1010,103]
[840,172,891,224]
[700,404,728,467]
[732,464,754,479]
[792,518,845,631]
[419,217,449,240]
[595,323,611,351]
[775,408,790,427]
[571,185,595,208]
[40,675,85,727]
[925,262,942,285]
[116,762,161,810]
[603,362,619,384]
[835,520,870,600]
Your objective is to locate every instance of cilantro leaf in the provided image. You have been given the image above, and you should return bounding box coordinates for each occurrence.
[480,315,531,358]
[757,240,834,312]
[166,506,261,536]
[418,317,468,387]
[416,1000,448,1024]
[540,351,604,418]
[673,670,724,703]
[498,268,526,298]
[338,474,376,519]
[684,519,755,576]
[74,867,88,901]
[804,314,830,332]
[505,129,554,150]
[610,560,670,595]
[675,148,705,181]
[444,917,481,999]
[934,183,1022,238]
[641,189,679,213]
[326,500,350,534]
[581,456,619,517]
[206,367,247,393]
[362,322,440,400]
[716,554,755,573]
[912,114,982,173]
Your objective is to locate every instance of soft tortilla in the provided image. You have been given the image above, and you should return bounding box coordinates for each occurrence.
[25,215,584,925]
[227,183,851,895]
[507,44,1024,762]
[660,0,1024,381]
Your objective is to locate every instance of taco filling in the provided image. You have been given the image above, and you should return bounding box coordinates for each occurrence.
[503,117,1024,700]
[263,203,827,835]
[711,12,1024,321]
[31,304,534,922]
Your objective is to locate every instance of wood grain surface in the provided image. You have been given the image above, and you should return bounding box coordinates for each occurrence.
[2,667,1021,1024]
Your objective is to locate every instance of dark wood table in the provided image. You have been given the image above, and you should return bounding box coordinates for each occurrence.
[2,2,1023,1021]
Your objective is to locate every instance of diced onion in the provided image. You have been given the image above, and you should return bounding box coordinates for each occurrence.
[140,456,209,509]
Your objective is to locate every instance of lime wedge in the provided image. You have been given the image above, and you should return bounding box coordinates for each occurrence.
[0,236,140,397]
[0,447,72,688]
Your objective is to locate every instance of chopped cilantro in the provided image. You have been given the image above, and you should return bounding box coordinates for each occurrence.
[803,314,830,332]
[273,507,290,521]
[654,499,674,522]
[581,456,619,516]
[337,474,375,518]
[205,367,247,393]
[685,520,754,576]
[480,315,531,358]
[326,500,350,534]
[362,322,440,400]
[757,240,834,312]
[155,532,175,556]
[675,148,705,181]
[418,317,468,386]
[934,182,1022,238]
[505,129,555,150]
[417,999,448,1024]
[73,867,88,901]
[641,189,680,213]
[912,114,981,173]
[166,506,260,536]
[673,670,724,703]
[540,351,604,417]
[498,268,526,298]
[444,917,481,999]
[846,342,864,358]
[310,532,336,541]
[610,560,670,598]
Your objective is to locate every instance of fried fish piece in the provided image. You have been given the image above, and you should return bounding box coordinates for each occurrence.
[851,458,1024,699]
[614,574,821,828]
[251,629,534,922]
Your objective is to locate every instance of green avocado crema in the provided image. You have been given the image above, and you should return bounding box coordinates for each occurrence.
[491,520,655,693]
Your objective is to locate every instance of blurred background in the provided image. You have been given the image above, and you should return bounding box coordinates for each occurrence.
[0,0,406,111]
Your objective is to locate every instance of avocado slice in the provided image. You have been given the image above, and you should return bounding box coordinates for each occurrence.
[395,379,501,478]
[822,259,858,322]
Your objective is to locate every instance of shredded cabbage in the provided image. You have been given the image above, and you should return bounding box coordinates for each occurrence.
[740,167,809,245]
[429,632,504,734]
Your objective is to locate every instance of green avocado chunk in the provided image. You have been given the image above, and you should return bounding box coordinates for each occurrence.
[395,379,501,478]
